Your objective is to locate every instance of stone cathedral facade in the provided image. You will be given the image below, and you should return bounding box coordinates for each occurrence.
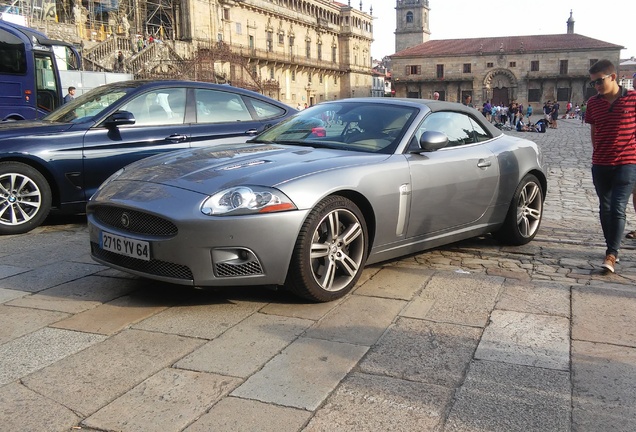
[390,0,623,108]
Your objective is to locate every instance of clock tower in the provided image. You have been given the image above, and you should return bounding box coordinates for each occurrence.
[395,0,431,53]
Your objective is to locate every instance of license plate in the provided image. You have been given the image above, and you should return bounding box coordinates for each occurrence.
[100,231,150,261]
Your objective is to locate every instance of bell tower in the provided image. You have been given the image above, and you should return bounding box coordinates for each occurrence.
[395,0,431,53]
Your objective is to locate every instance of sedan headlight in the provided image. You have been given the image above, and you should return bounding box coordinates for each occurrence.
[201,186,297,216]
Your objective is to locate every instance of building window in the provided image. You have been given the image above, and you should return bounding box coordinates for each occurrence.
[317,43,322,61]
[289,36,294,56]
[291,70,296,81]
[406,65,421,75]
[531,60,539,71]
[269,68,274,79]
[528,89,541,102]
[559,60,568,75]
[509,61,516,68]
[217,33,223,42]
[223,8,230,20]
[306,40,311,58]
[249,35,254,49]
[406,11,413,23]
[436,64,444,79]
[278,33,284,45]
[332,45,337,62]
[334,75,338,84]
[557,87,570,102]
[589,58,598,68]
[308,73,312,84]
[486,62,493,68]
[319,74,323,84]
[235,23,242,34]
[463,63,471,73]
[266,31,273,52]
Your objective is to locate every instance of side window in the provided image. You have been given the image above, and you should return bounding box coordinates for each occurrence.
[120,88,186,126]
[249,98,286,120]
[195,89,253,123]
[470,117,491,142]
[413,112,477,148]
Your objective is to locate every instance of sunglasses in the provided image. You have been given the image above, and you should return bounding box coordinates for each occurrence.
[589,75,612,88]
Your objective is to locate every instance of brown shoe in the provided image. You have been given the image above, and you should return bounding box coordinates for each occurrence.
[601,254,616,273]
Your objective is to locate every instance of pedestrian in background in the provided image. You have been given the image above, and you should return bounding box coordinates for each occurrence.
[585,59,636,273]
[433,91,440,100]
[526,104,533,121]
[63,86,75,104]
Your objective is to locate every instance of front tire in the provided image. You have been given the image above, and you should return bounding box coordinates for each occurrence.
[286,196,368,302]
[493,174,543,245]
[0,162,52,235]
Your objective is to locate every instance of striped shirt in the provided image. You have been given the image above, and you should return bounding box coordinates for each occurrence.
[585,87,636,165]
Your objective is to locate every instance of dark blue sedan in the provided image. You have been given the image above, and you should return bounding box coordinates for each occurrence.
[0,80,296,234]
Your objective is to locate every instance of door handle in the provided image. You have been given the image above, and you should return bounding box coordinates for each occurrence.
[245,129,259,135]
[477,159,491,168]
[165,134,188,143]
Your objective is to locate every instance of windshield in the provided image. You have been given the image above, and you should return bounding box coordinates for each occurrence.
[255,101,418,154]
[44,84,134,123]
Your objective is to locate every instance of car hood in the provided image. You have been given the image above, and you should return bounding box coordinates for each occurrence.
[0,120,75,138]
[115,143,389,194]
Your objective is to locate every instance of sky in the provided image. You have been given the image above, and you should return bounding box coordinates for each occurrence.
[368,1,633,61]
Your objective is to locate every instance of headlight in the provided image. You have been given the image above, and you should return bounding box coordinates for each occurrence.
[201,186,297,216]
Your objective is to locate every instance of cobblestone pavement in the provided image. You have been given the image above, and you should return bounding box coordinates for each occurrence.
[1,118,635,431]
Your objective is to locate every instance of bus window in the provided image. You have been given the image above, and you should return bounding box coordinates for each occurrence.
[0,28,27,74]
[34,53,59,112]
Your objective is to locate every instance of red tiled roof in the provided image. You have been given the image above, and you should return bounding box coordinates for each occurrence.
[391,34,624,58]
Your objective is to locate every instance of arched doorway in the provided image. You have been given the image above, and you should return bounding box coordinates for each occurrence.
[484,69,517,107]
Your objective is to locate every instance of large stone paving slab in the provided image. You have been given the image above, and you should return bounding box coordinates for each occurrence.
[0,261,103,293]
[132,300,263,339]
[353,266,433,300]
[0,304,69,345]
[0,382,80,432]
[232,337,368,410]
[50,292,170,335]
[305,372,453,432]
[475,310,570,370]
[22,329,204,416]
[444,360,571,432]
[305,295,406,346]
[0,327,106,386]
[83,368,241,432]
[496,279,571,317]
[175,312,312,378]
[6,275,140,314]
[572,284,636,347]
[359,317,482,388]
[401,273,503,327]
[571,340,636,432]
[184,397,311,432]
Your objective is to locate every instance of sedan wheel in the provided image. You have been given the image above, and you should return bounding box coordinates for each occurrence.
[493,174,543,245]
[286,196,368,302]
[0,162,52,235]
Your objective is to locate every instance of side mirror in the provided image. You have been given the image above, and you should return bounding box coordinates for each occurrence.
[104,110,136,127]
[413,130,449,152]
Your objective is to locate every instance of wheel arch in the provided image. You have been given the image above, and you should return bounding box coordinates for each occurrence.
[527,168,547,200]
[327,189,376,254]
[0,157,61,208]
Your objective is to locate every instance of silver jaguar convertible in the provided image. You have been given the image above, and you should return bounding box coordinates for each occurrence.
[87,98,546,302]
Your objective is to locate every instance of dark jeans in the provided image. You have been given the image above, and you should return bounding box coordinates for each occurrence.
[592,164,636,257]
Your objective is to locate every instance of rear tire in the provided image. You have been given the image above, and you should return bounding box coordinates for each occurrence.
[0,162,52,235]
[285,196,368,302]
[492,174,543,245]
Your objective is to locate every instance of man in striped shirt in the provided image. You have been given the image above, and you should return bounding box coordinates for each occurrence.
[585,59,636,273]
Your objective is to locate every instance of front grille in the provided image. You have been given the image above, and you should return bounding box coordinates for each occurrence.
[91,242,193,280]
[93,206,178,237]
[215,260,263,277]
